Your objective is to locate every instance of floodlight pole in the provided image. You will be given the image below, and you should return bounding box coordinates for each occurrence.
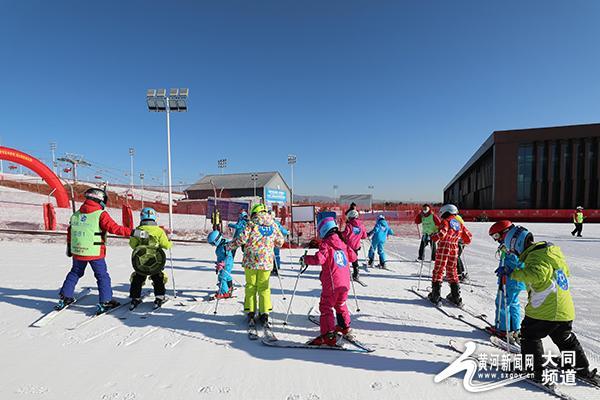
[166,108,173,233]
[129,148,135,192]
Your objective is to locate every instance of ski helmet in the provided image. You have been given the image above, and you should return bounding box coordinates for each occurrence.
[422,204,431,213]
[140,207,157,222]
[576,206,583,210]
[377,214,385,220]
[347,210,359,220]
[503,225,533,256]
[84,188,108,208]
[488,220,513,242]
[207,230,223,246]
[317,216,338,239]
[240,211,249,220]
[250,203,267,216]
[439,204,459,216]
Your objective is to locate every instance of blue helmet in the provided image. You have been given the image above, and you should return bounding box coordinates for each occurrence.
[207,230,223,246]
[317,217,338,238]
[378,214,385,220]
[140,207,157,222]
[503,225,532,255]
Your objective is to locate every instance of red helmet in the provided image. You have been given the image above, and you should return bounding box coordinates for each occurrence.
[489,220,513,242]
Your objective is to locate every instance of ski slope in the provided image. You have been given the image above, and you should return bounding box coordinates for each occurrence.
[1,222,599,400]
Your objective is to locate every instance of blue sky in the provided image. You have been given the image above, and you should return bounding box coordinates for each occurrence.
[1,1,600,201]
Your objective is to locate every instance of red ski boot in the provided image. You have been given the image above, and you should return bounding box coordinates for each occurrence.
[307,332,339,347]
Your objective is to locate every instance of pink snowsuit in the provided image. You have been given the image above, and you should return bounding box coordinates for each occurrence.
[304,234,358,335]
[342,218,367,251]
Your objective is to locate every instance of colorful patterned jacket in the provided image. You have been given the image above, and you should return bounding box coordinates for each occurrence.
[229,212,284,270]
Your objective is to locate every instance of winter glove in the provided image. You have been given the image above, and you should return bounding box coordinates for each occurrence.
[503,253,524,271]
[132,229,149,239]
[66,245,72,258]
[215,261,225,273]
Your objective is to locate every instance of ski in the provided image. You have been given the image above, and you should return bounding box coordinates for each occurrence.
[352,277,368,287]
[410,286,460,320]
[307,314,374,352]
[139,298,171,319]
[69,290,151,330]
[30,287,93,328]
[261,338,370,353]
[248,319,259,340]
[440,297,494,328]
[488,336,600,389]
[447,340,580,400]
[262,323,277,342]
[204,294,237,302]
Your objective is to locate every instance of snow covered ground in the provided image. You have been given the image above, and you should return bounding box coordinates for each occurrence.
[1,220,599,400]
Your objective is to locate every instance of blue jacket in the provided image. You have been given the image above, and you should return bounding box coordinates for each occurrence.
[368,219,394,244]
[215,239,234,271]
[228,216,248,239]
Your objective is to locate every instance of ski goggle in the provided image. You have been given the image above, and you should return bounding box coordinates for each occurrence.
[490,230,509,242]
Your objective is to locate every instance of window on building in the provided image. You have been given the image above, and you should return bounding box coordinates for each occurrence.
[517,144,534,208]
[538,142,548,208]
[551,142,560,208]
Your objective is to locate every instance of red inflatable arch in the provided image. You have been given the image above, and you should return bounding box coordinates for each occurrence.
[0,146,70,208]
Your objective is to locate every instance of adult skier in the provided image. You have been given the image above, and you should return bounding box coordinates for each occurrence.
[367,215,394,268]
[207,230,234,299]
[342,209,367,281]
[57,188,148,314]
[301,213,358,346]
[427,204,472,306]
[487,220,526,343]
[414,204,440,262]
[496,224,598,382]
[129,207,172,309]
[228,203,284,327]
[571,206,585,237]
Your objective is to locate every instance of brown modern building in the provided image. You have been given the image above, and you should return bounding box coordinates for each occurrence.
[444,123,600,209]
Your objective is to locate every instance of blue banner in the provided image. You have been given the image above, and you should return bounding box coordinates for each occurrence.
[265,188,287,204]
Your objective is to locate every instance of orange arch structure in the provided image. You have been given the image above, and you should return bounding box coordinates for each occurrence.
[0,146,70,208]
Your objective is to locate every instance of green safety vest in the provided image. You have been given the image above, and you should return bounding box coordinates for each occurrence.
[421,213,438,235]
[70,210,104,257]
[575,212,584,223]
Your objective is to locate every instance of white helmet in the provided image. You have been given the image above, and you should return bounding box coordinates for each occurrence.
[347,210,359,219]
[439,204,459,216]
[576,206,583,210]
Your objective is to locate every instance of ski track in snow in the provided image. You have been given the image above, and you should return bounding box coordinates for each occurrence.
[1,216,600,399]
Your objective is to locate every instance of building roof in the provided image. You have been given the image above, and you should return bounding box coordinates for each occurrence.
[185,171,288,192]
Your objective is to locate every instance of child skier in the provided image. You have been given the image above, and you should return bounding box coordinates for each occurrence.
[427,204,472,306]
[271,215,289,277]
[487,220,526,343]
[343,209,367,281]
[129,207,172,309]
[414,204,440,262]
[496,224,598,383]
[228,203,284,327]
[228,209,248,257]
[207,230,234,299]
[301,213,358,346]
[58,188,148,314]
[367,215,394,268]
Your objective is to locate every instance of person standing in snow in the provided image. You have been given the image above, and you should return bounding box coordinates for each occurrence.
[487,220,526,343]
[228,203,284,327]
[207,230,234,299]
[57,188,148,314]
[427,204,472,307]
[343,209,367,281]
[228,209,248,257]
[271,214,289,277]
[367,215,394,269]
[571,206,585,237]
[496,224,598,383]
[414,204,440,262]
[301,213,358,347]
[128,207,173,309]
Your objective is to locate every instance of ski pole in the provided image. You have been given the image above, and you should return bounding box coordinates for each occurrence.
[284,250,308,326]
[168,249,177,298]
[502,274,510,352]
[213,297,220,315]
[350,274,361,312]
[361,242,369,272]
[275,255,286,300]
[417,259,425,291]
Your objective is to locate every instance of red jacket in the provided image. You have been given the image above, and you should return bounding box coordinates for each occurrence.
[431,216,472,246]
[414,211,441,225]
[67,199,133,261]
